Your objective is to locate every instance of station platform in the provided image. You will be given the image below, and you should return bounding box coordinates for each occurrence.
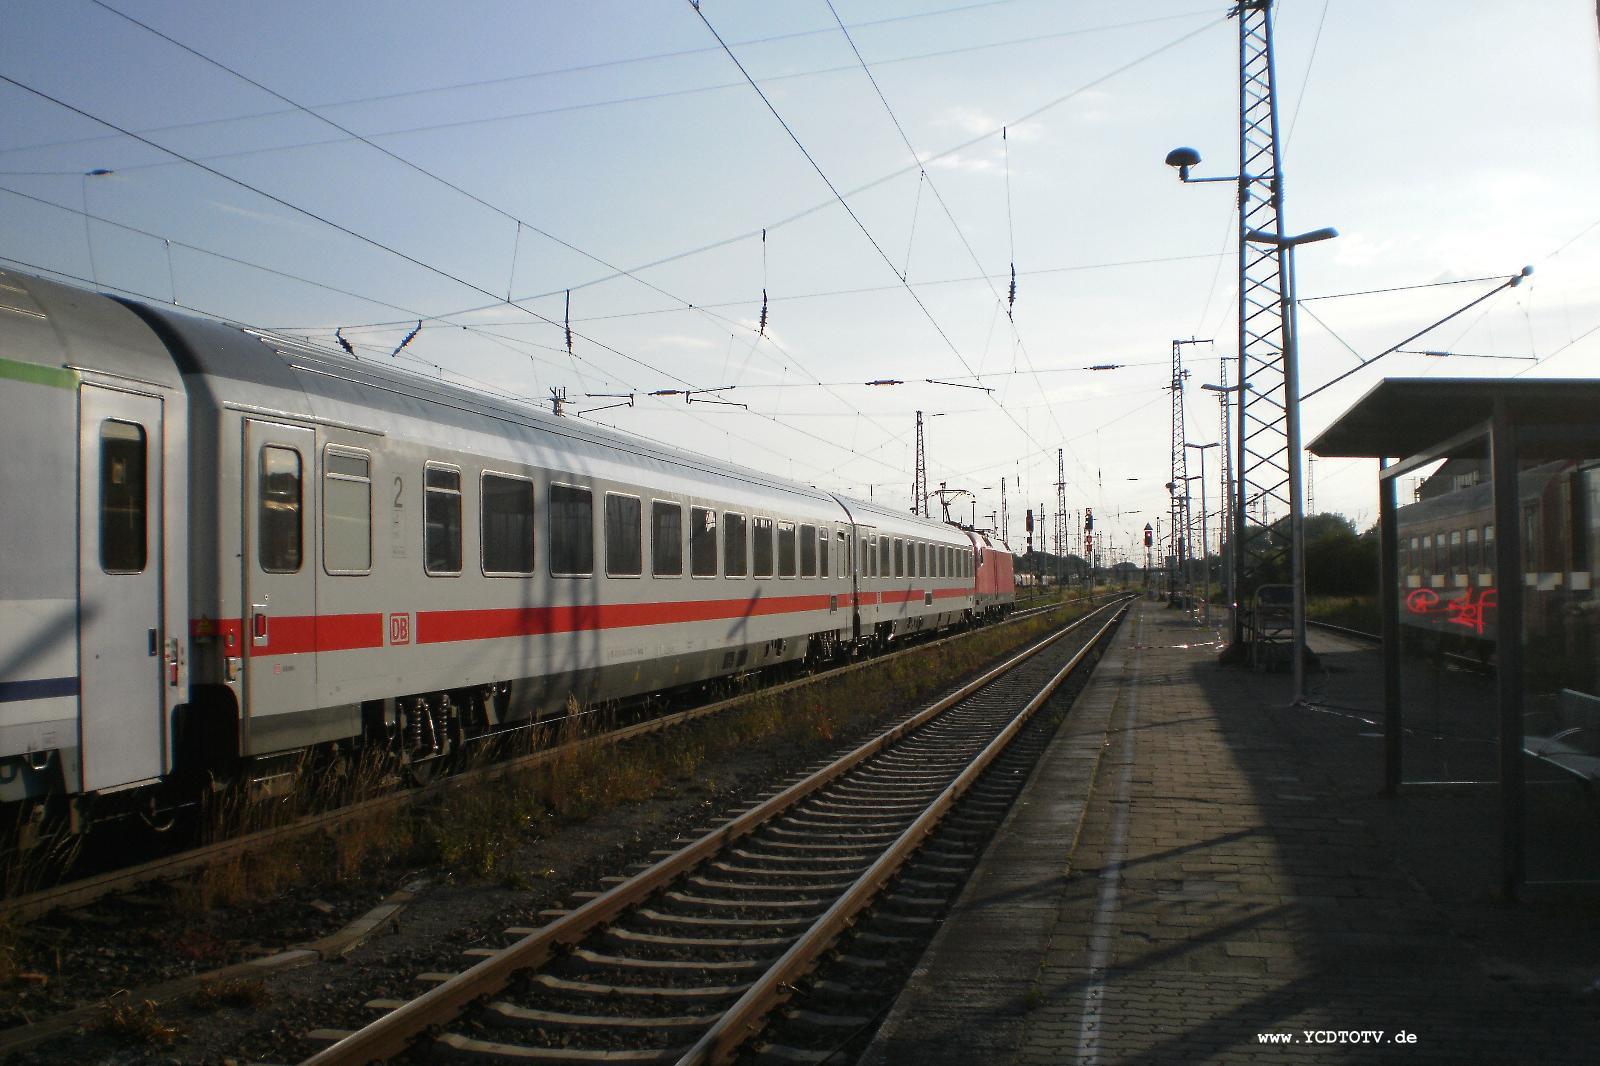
[861,599,1600,1064]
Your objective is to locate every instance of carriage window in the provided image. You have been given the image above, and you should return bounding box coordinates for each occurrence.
[940,545,948,578]
[101,421,147,573]
[652,501,683,577]
[606,493,643,577]
[481,473,534,575]
[863,535,873,577]
[919,542,928,577]
[837,530,847,578]
[879,536,890,577]
[799,524,817,577]
[817,528,828,578]
[753,517,775,578]
[894,538,904,577]
[779,522,797,577]
[324,448,371,574]
[423,465,462,575]
[723,512,747,577]
[550,484,594,576]
[257,445,303,574]
[691,507,718,577]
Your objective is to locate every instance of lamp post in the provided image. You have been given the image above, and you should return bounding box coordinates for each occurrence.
[1185,442,1219,625]
[1243,225,1338,705]
[1201,380,1250,621]
[1178,474,1202,616]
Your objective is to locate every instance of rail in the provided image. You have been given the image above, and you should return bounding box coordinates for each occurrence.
[3,592,1097,923]
[302,598,1128,1064]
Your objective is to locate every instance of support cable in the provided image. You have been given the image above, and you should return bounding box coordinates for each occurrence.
[0,72,694,391]
[314,16,1223,339]
[1301,270,1532,401]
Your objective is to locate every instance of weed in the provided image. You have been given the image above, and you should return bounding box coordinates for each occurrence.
[188,976,270,1011]
[94,998,182,1046]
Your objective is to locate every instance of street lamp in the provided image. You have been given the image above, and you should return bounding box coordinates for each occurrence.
[1164,147,1236,185]
[1242,225,1338,705]
[1185,442,1219,625]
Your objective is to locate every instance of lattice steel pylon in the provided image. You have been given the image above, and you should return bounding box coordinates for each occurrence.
[1054,449,1067,581]
[1232,0,1292,638]
[1168,340,1197,601]
[912,410,928,517]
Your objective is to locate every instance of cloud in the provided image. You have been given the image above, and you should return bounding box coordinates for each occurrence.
[926,153,998,174]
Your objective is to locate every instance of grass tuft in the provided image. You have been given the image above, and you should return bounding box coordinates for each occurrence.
[94,997,182,1046]
[188,976,270,1011]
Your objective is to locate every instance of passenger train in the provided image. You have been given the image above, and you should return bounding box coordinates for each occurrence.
[0,269,1015,833]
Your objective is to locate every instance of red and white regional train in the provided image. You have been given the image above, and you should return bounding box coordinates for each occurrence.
[0,269,1015,828]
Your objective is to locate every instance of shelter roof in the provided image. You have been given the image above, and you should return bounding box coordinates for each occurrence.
[1308,378,1600,459]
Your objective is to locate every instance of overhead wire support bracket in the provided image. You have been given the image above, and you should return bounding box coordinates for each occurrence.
[579,393,636,416]
[926,378,994,394]
[647,385,747,408]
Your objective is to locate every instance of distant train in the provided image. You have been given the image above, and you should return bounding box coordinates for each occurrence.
[0,269,1015,833]
[1397,458,1598,682]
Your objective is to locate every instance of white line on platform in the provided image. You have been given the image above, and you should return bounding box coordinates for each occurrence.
[1077,606,1143,1066]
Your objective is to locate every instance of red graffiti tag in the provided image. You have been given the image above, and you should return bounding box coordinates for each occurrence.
[1444,586,1496,636]
[1405,585,1496,637]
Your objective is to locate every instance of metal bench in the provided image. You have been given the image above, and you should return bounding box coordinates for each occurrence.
[1525,688,1600,789]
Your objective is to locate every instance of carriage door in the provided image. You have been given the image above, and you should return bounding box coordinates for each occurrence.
[78,386,165,791]
[241,420,317,721]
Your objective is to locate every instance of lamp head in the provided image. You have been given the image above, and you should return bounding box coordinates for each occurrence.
[1165,146,1201,181]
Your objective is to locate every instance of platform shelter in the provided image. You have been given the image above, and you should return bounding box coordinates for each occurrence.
[1310,378,1600,896]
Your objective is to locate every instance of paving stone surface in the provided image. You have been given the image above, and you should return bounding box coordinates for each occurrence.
[862,599,1600,1065]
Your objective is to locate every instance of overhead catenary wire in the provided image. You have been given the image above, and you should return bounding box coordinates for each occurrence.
[0,92,918,485]
[1300,269,1533,402]
[86,0,920,466]
[5,38,921,481]
[0,72,703,391]
[4,0,1102,162]
[1284,0,1332,144]
[1003,126,1016,319]
[312,251,1225,334]
[1299,274,1508,302]
[295,14,1226,341]
[11,6,1248,506]
[814,0,1163,487]
[6,9,1219,178]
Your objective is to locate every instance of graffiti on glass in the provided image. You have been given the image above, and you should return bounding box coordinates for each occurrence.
[1405,586,1496,636]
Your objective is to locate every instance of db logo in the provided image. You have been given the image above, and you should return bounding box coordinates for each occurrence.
[388,612,411,646]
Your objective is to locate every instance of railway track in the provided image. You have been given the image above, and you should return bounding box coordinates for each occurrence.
[300,598,1128,1065]
[1,597,1085,926]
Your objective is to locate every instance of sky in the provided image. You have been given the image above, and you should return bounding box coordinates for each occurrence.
[3,0,1598,562]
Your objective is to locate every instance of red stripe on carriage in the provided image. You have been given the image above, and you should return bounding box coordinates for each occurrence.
[201,583,976,656]
[414,594,835,645]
